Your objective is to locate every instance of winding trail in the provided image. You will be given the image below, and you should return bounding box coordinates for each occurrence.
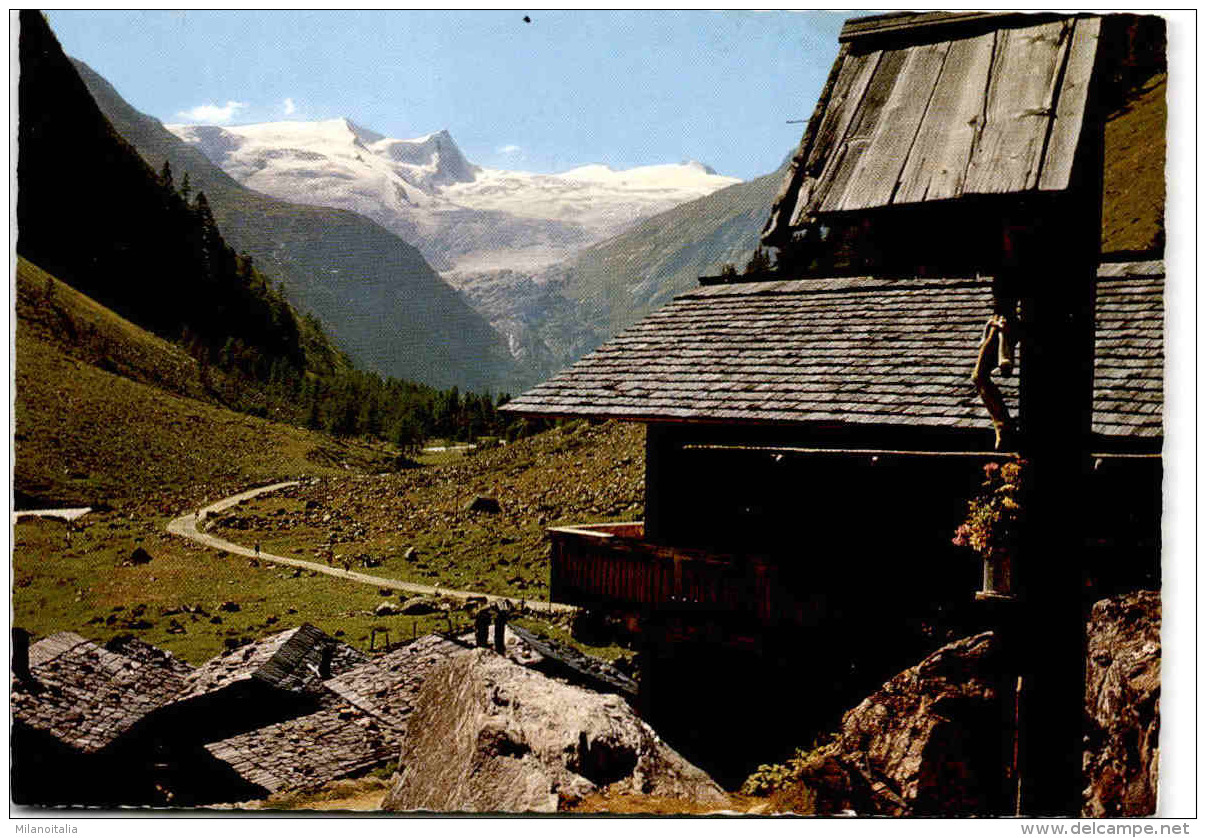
[166,481,576,614]
[13,507,93,523]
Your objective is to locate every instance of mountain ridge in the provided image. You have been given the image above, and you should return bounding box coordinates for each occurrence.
[165,117,739,274]
[70,56,527,394]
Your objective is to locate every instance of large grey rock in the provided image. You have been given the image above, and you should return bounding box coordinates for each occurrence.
[1082,590,1160,817]
[382,649,727,813]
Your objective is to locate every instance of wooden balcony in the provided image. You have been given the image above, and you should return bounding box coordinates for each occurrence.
[548,522,788,625]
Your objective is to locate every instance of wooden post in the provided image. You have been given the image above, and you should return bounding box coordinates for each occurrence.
[493,609,508,654]
[644,424,670,541]
[1011,25,1106,813]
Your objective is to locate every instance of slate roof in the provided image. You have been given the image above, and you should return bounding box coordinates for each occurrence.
[504,263,1164,443]
[204,634,469,793]
[11,632,194,754]
[1093,261,1164,439]
[203,700,396,794]
[179,624,365,701]
[322,634,467,731]
[768,12,1101,232]
[505,274,1016,432]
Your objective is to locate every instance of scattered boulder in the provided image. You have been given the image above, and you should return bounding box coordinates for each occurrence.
[403,547,419,560]
[218,601,240,613]
[399,598,440,616]
[383,649,727,813]
[375,602,401,617]
[127,547,152,566]
[1083,590,1160,817]
[463,495,501,515]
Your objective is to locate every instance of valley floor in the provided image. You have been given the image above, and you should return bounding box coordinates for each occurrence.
[12,419,643,665]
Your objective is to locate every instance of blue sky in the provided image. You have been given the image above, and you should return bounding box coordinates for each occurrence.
[45,10,846,180]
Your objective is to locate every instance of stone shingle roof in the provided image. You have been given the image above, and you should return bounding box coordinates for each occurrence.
[203,634,469,794]
[1094,261,1164,439]
[179,624,365,701]
[323,634,468,732]
[11,632,194,754]
[505,275,1016,432]
[504,263,1163,443]
[203,700,396,794]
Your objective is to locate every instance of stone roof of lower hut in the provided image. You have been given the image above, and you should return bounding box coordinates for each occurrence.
[203,634,469,794]
[203,700,396,794]
[179,624,365,701]
[11,632,194,754]
[503,262,1164,442]
[323,634,468,731]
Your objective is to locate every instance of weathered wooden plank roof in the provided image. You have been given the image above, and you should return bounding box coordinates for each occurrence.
[503,263,1164,442]
[774,12,1101,226]
[11,633,194,754]
[180,624,365,701]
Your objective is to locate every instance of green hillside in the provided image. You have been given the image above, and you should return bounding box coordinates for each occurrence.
[14,258,394,511]
[1101,72,1166,255]
[17,10,338,389]
[68,57,525,394]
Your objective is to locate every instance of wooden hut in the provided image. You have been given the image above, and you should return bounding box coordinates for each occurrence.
[503,11,1164,810]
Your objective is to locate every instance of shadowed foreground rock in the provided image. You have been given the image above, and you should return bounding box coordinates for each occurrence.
[382,649,727,813]
[1083,590,1161,816]
[773,632,1012,816]
[763,592,1161,817]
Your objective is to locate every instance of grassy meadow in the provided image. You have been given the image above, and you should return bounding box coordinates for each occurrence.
[12,259,643,663]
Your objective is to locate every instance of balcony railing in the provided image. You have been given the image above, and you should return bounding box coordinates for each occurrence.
[548,522,787,624]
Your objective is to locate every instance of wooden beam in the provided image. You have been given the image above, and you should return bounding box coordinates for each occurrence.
[839,12,1052,45]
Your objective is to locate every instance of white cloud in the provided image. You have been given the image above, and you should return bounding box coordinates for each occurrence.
[496,144,522,155]
[176,100,248,124]
[283,97,296,115]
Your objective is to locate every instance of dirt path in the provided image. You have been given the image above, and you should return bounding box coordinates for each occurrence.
[13,507,92,523]
[166,482,576,614]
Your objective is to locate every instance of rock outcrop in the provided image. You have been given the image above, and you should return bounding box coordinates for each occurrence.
[761,592,1162,817]
[382,649,727,813]
[771,632,1012,816]
[1083,590,1161,817]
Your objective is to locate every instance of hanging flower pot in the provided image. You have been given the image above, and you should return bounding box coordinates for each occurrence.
[954,459,1027,602]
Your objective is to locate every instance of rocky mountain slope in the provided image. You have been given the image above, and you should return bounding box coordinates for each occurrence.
[68,55,525,393]
[167,118,738,275]
[442,161,789,379]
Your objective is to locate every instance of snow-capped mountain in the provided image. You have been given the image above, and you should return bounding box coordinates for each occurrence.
[166,118,740,274]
